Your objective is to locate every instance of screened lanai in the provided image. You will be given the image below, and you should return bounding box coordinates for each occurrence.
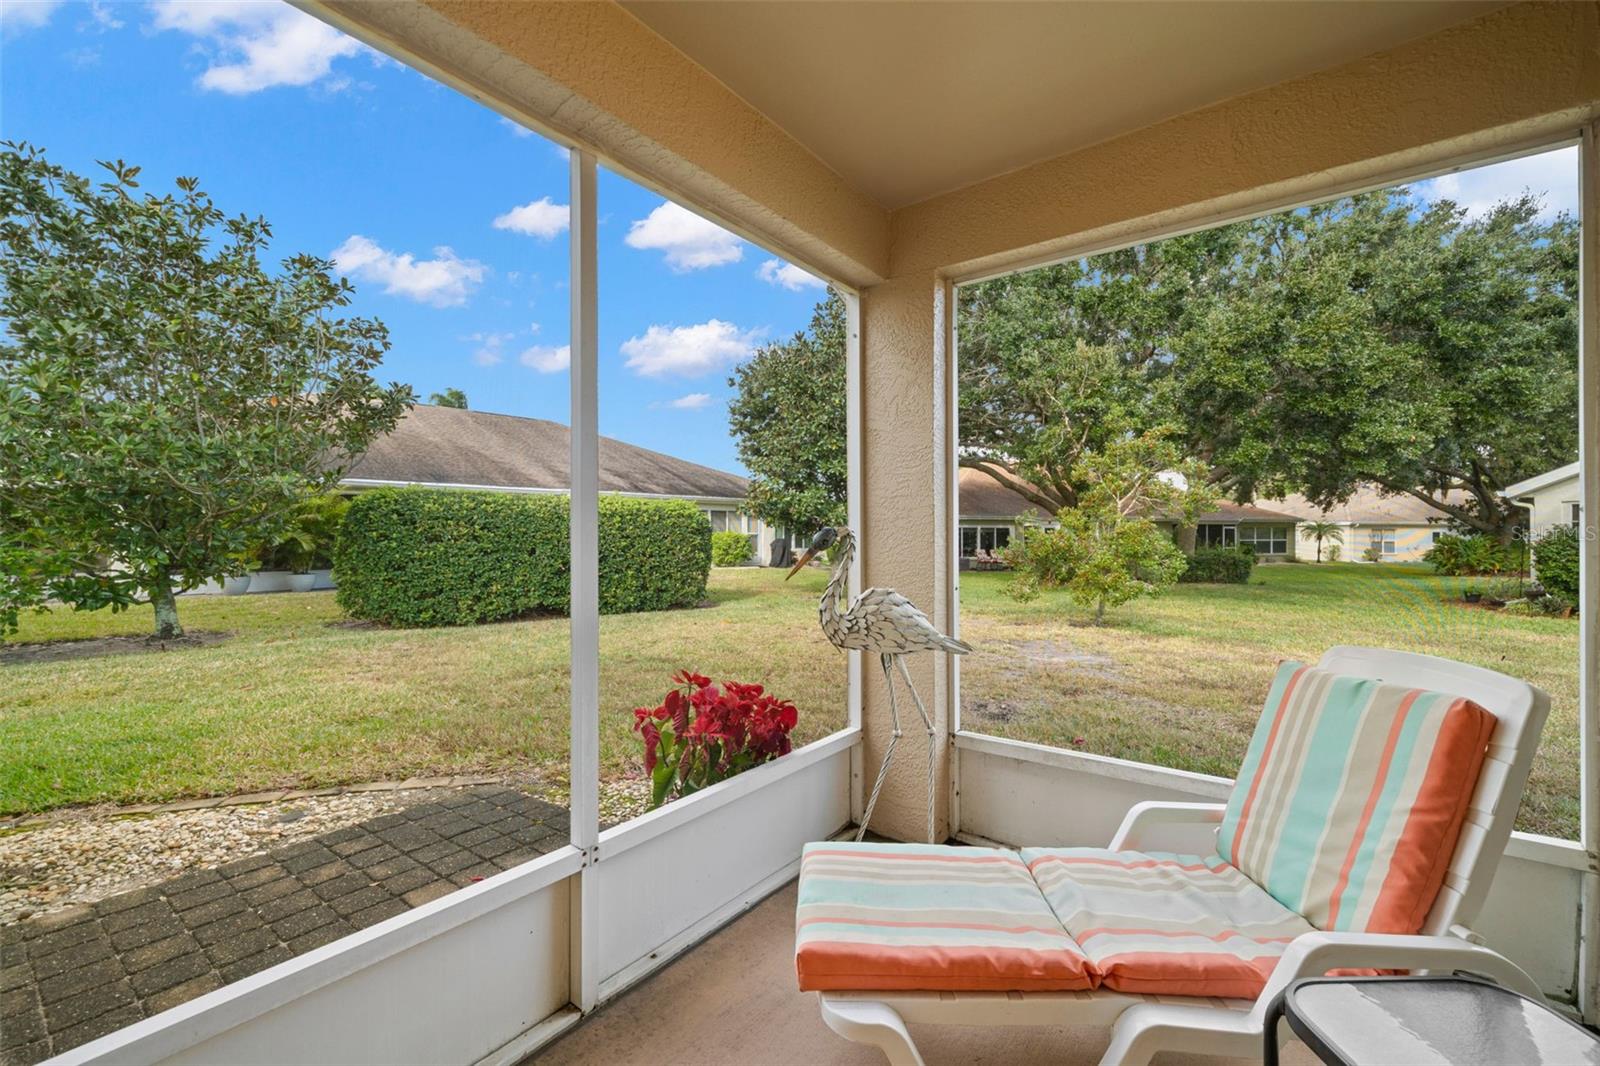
[36,2,1600,1064]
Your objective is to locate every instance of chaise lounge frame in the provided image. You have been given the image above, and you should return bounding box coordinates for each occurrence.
[815,645,1552,1065]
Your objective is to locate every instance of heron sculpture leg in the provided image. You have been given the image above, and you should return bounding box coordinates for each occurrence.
[856,652,938,844]
[895,654,937,846]
[856,654,902,842]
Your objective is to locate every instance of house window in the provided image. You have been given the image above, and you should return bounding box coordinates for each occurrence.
[1371,528,1398,556]
[961,525,1011,557]
[1567,502,1582,527]
[1238,525,1288,555]
[1197,524,1237,548]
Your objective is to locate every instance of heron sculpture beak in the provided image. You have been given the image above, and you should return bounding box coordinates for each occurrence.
[785,547,818,580]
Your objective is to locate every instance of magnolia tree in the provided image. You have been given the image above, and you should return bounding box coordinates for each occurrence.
[1006,429,1214,624]
[0,144,412,639]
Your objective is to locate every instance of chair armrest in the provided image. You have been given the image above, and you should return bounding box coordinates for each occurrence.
[1250,929,1545,1019]
[1108,801,1226,851]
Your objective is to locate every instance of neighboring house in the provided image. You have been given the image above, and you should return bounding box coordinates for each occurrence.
[1269,484,1467,562]
[1502,461,1582,540]
[342,404,786,565]
[955,467,1302,561]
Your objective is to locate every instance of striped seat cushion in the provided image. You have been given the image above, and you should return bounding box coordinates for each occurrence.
[1218,661,1496,934]
[1024,848,1315,998]
[794,842,1094,992]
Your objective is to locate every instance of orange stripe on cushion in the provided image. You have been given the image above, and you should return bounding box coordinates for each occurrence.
[1093,950,1280,999]
[1028,855,1224,874]
[805,849,1027,867]
[1367,697,1495,933]
[796,942,1095,992]
[798,917,1071,937]
[1074,927,1300,945]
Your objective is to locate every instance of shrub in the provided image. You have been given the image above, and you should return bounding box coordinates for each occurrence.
[1178,546,1257,584]
[711,530,753,567]
[1533,525,1579,603]
[1424,533,1518,576]
[335,488,710,626]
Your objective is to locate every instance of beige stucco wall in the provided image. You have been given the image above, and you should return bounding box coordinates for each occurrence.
[892,2,1600,280]
[860,272,951,842]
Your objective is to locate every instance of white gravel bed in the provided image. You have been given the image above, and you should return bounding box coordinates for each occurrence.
[1,789,436,925]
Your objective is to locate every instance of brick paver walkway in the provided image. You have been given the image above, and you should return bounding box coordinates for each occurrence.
[0,786,567,1065]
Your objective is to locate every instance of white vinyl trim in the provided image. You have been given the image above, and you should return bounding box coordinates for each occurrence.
[568,147,601,1012]
[955,730,1234,797]
[48,847,584,1065]
[1577,119,1599,1024]
[596,727,860,860]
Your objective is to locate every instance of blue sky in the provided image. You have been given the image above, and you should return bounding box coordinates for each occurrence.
[0,0,830,475]
[0,2,1578,476]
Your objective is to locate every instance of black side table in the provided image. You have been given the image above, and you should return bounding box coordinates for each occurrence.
[1264,975,1600,1066]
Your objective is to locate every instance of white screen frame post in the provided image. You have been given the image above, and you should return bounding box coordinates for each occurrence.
[568,147,601,1013]
[1577,118,1599,1026]
[844,289,866,822]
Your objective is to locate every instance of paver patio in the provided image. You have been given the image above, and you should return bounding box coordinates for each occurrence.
[0,786,567,1065]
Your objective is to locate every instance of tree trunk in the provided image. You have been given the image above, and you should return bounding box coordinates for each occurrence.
[149,573,183,641]
[1094,598,1106,626]
[1174,524,1198,557]
[1315,538,1323,563]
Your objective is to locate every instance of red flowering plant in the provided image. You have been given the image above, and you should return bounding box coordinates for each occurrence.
[632,669,800,809]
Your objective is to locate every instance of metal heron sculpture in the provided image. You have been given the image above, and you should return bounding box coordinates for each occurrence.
[786,527,970,842]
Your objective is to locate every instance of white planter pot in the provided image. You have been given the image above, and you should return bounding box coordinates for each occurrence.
[250,571,292,594]
[310,568,337,590]
[221,575,252,596]
[287,573,316,593]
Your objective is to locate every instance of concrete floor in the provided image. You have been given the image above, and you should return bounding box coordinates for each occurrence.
[535,881,1317,1066]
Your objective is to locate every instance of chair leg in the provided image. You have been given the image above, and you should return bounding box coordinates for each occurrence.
[819,996,926,1066]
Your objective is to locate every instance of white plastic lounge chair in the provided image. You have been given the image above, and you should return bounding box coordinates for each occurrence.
[801,646,1550,1066]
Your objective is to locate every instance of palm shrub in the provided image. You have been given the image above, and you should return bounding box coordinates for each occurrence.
[1424,533,1518,576]
[710,531,753,567]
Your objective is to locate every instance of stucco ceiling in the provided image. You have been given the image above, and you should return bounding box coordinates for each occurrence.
[620,1,1506,209]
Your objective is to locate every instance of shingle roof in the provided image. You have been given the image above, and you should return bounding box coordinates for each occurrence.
[958,466,1301,524]
[343,404,750,500]
[1267,483,1467,525]
[958,466,1047,518]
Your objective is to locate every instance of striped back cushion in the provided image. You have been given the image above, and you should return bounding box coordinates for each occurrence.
[794,842,1094,992]
[1218,661,1496,933]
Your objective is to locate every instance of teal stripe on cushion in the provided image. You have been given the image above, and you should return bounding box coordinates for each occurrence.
[1218,660,1306,862]
[1327,690,1440,930]
[1259,674,1371,913]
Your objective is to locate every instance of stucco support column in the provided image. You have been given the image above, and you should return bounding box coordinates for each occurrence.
[858,271,955,843]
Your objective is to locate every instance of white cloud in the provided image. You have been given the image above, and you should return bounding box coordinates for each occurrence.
[520,344,570,374]
[498,116,534,138]
[148,0,362,94]
[621,320,763,378]
[757,258,826,291]
[492,197,569,240]
[624,201,743,271]
[332,235,486,308]
[667,392,712,410]
[1413,146,1578,221]
[463,331,515,367]
[1,0,64,34]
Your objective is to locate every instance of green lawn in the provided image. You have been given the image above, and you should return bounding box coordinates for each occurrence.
[1,568,848,815]
[2,562,1580,839]
[958,563,1580,840]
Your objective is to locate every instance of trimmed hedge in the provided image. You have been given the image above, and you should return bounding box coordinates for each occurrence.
[334,488,710,627]
[1178,545,1257,584]
[711,530,752,567]
[1534,525,1579,603]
